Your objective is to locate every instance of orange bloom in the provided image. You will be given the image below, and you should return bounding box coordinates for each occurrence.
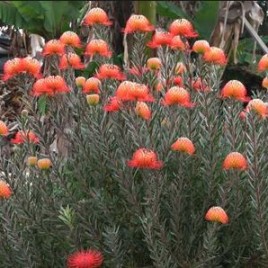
[124,14,154,34]
[191,77,210,92]
[27,156,38,167]
[262,77,268,88]
[83,7,112,26]
[135,101,151,120]
[127,148,163,169]
[223,152,247,170]
[104,96,121,112]
[11,130,39,144]
[147,57,161,70]
[192,40,210,54]
[175,62,186,75]
[59,31,81,48]
[37,158,52,170]
[170,35,188,51]
[147,31,172,48]
[42,39,65,56]
[221,80,249,102]
[246,99,268,118]
[75,76,86,87]
[171,137,195,155]
[21,57,42,78]
[162,86,195,107]
[86,94,100,106]
[258,54,268,72]
[169,19,198,38]
[205,206,229,224]
[0,181,12,199]
[59,53,84,70]
[96,64,125,80]
[85,39,112,58]
[82,77,101,94]
[0,120,8,136]
[171,76,184,87]
[3,58,22,81]
[203,47,227,65]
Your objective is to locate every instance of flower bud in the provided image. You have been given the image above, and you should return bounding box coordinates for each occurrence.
[27,156,38,167]
[86,94,100,106]
[75,76,86,87]
[37,158,52,170]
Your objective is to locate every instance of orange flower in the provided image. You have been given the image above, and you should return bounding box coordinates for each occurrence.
[75,76,86,87]
[83,7,112,26]
[171,76,184,87]
[192,40,210,54]
[147,31,172,48]
[223,152,247,170]
[175,62,186,75]
[170,35,188,51]
[21,57,42,78]
[11,130,39,144]
[0,120,8,136]
[169,19,198,38]
[127,148,163,169]
[0,181,12,199]
[59,31,81,48]
[246,99,268,118]
[96,64,125,80]
[205,206,229,224]
[135,101,151,120]
[42,39,65,56]
[221,80,249,102]
[59,53,84,70]
[258,54,268,72]
[3,58,22,81]
[124,14,154,34]
[104,96,121,112]
[85,39,112,58]
[262,77,268,88]
[86,94,100,106]
[147,57,162,70]
[82,77,101,94]
[37,158,52,170]
[191,77,210,92]
[27,156,38,167]
[162,86,194,107]
[171,137,195,155]
[203,47,227,65]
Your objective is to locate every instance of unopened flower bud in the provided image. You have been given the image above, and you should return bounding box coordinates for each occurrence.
[37,158,52,170]
[86,94,100,106]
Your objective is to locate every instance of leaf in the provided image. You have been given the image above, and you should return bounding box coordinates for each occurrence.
[156,1,187,19]
[37,95,47,115]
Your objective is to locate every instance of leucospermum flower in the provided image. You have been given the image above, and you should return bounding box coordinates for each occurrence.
[85,39,112,58]
[135,101,151,120]
[147,31,173,48]
[223,152,247,170]
[27,156,38,167]
[205,206,229,224]
[170,35,188,51]
[59,31,81,48]
[83,7,112,26]
[21,57,42,78]
[75,76,86,87]
[124,14,154,34]
[221,80,249,102]
[3,58,21,80]
[246,99,268,118]
[96,64,125,80]
[11,130,39,144]
[59,53,84,70]
[147,57,161,70]
[203,47,227,65]
[86,94,100,106]
[42,39,65,56]
[0,121,8,136]
[171,76,184,87]
[258,54,268,72]
[171,137,195,155]
[162,86,195,107]
[37,158,52,170]
[128,148,163,169]
[192,40,210,54]
[0,181,12,199]
[67,249,104,268]
[82,77,101,94]
[262,77,268,89]
[104,96,121,112]
[169,18,198,38]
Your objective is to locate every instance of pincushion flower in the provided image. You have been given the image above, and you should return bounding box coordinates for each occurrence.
[162,86,195,107]
[170,35,188,51]
[171,137,195,155]
[96,64,125,80]
[11,130,39,144]
[128,148,163,169]
[258,54,268,72]
[82,78,101,94]
[76,76,86,87]
[192,40,210,54]
[203,47,227,65]
[86,94,100,106]
[27,156,38,167]
[60,31,81,48]
[169,18,198,38]
[0,181,12,199]
[171,76,184,87]
[104,96,121,112]
[147,57,162,70]
[3,58,23,81]
[147,31,172,48]
[0,120,9,136]
[223,152,247,170]
[37,158,52,170]
[42,39,65,56]
[85,39,112,58]
[205,206,229,224]
[135,101,151,120]
[262,77,268,88]
[246,99,268,118]
[21,57,42,78]
[221,80,249,102]
[83,7,112,26]
[67,249,103,268]
[124,14,154,34]
[59,53,84,70]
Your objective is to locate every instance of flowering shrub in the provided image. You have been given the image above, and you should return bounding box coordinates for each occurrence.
[1,7,268,267]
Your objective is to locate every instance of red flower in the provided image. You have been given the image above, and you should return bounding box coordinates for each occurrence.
[128,148,163,169]
[83,7,112,26]
[147,31,173,48]
[171,76,184,87]
[162,86,194,107]
[60,31,81,48]
[85,39,112,58]
[67,249,103,268]
[104,96,121,112]
[170,35,188,51]
[96,64,125,80]
[124,14,154,34]
[258,54,268,72]
[59,53,84,70]
[192,40,210,54]
[205,206,229,224]
[11,130,39,144]
[221,80,249,102]
[223,152,247,170]
[147,57,161,70]
[171,137,195,155]
[82,78,101,94]
[0,181,12,199]
[191,77,210,92]
[21,57,42,78]
[246,99,268,118]
[135,101,151,120]
[203,47,227,65]
[169,19,198,38]
[3,58,22,81]
[0,121,8,136]
[42,39,65,56]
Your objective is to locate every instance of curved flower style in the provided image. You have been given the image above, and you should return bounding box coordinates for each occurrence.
[82,78,101,94]
[124,14,154,34]
[59,53,84,70]
[147,31,173,48]
[223,152,247,170]
[203,47,227,65]
[83,7,112,26]
[42,39,65,56]
[11,130,39,144]
[85,39,112,58]
[171,137,195,155]
[221,80,249,102]
[60,31,81,48]
[170,35,188,51]
[205,206,229,224]
[96,64,125,80]
[169,18,198,38]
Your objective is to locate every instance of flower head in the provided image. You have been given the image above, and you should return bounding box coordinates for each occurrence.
[170,35,188,51]
[96,64,125,80]
[85,39,112,58]
[128,148,163,169]
[82,78,101,94]
[246,99,268,118]
[67,249,103,268]
[27,156,38,167]
[192,40,210,54]
[203,47,227,65]
[3,58,23,81]
[104,96,122,112]
[147,57,161,70]
[0,121,9,136]
[223,152,247,170]
[0,181,12,199]
[60,31,81,48]
[59,53,84,70]
[171,137,195,155]
[76,76,86,87]
[124,14,154,34]
[147,31,172,48]
[169,19,198,38]
[83,7,112,26]
[11,130,39,144]
[21,57,42,78]
[262,77,268,89]
[37,158,52,170]
[191,77,210,92]
[258,54,268,72]
[171,76,184,87]
[135,101,151,120]
[86,94,100,106]
[42,39,65,56]
[205,206,229,224]
[221,80,249,102]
